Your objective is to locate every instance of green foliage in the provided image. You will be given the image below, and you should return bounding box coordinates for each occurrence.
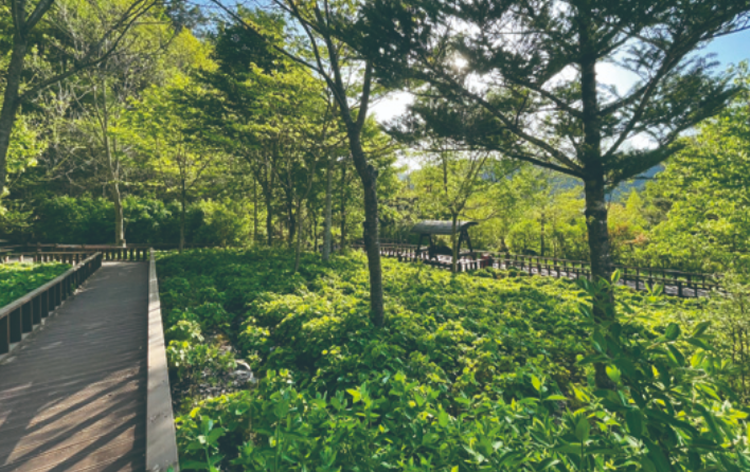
[0,262,70,307]
[639,63,750,273]
[8,196,252,245]
[158,249,749,471]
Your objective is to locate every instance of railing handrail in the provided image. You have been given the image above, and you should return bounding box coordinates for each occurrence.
[146,248,180,471]
[0,252,102,320]
[364,242,722,280]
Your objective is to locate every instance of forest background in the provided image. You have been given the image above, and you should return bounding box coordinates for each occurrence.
[0,0,749,278]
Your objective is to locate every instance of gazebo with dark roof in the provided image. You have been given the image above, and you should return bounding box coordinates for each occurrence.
[410,220,478,259]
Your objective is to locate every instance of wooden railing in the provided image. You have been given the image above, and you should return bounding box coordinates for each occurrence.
[353,243,723,298]
[0,252,103,356]
[1,245,151,264]
[146,248,180,471]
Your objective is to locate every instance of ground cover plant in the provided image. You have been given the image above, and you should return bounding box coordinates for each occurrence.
[0,262,70,308]
[158,249,750,471]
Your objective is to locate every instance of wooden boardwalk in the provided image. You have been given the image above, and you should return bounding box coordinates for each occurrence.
[0,262,149,472]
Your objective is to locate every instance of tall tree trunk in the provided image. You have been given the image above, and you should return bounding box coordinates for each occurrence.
[347,133,385,327]
[323,158,333,261]
[111,181,125,246]
[579,10,610,292]
[340,163,347,250]
[584,174,612,290]
[0,38,26,198]
[580,11,615,390]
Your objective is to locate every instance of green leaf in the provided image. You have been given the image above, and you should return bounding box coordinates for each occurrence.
[665,323,681,341]
[626,408,643,439]
[347,388,361,403]
[666,344,685,367]
[644,438,672,471]
[606,365,621,384]
[535,458,560,471]
[575,416,590,443]
[438,409,450,427]
[531,375,542,392]
[543,394,567,401]
[691,321,711,337]
[207,427,226,445]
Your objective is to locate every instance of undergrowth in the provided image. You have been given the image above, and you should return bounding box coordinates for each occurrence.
[157,248,749,471]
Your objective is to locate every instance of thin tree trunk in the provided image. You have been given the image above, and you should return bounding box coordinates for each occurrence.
[340,162,347,250]
[347,132,385,327]
[323,157,333,261]
[265,194,273,246]
[180,179,186,253]
[252,177,258,244]
[286,194,296,249]
[313,207,319,252]
[294,198,303,272]
[112,182,125,246]
[98,84,125,248]
[540,210,545,257]
[0,38,27,198]
[451,214,459,273]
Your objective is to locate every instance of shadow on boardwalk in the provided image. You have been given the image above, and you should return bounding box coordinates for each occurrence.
[0,263,148,472]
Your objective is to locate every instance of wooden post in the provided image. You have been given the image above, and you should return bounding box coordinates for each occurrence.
[0,316,8,354]
[9,308,22,343]
[22,302,32,333]
[42,288,49,319]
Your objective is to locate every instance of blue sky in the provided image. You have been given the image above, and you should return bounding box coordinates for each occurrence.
[373,28,750,122]
[704,28,750,68]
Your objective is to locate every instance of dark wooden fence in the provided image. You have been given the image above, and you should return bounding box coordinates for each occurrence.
[354,242,723,299]
[1,244,152,264]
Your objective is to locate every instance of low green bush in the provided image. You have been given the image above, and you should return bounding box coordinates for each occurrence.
[157,249,750,471]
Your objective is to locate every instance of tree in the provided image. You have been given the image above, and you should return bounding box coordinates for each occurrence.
[357,0,750,315]
[0,0,161,199]
[643,62,750,273]
[212,0,390,326]
[127,75,221,251]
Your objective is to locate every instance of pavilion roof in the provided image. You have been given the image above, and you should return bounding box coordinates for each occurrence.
[410,220,478,235]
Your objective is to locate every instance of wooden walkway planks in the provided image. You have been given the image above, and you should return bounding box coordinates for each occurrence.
[0,262,149,472]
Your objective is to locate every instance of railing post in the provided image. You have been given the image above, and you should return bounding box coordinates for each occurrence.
[21,303,32,333]
[0,317,8,354]
[9,308,22,343]
[42,288,50,319]
[32,295,41,325]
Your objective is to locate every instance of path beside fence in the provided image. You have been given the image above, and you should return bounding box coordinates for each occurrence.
[0,262,149,471]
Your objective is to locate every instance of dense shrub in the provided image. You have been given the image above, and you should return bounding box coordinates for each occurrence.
[22,196,252,246]
[157,249,750,471]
